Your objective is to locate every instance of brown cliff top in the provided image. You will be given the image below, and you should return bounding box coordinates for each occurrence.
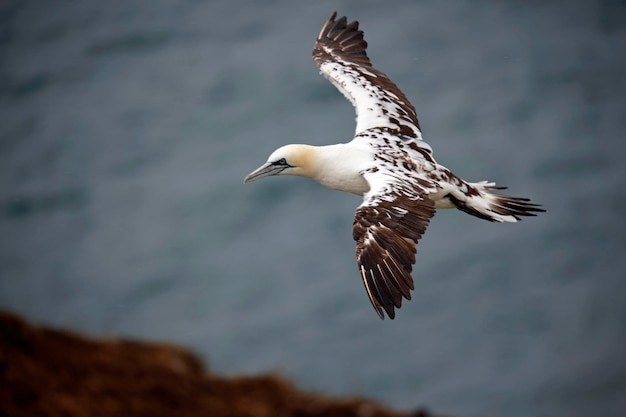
[0,310,446,417]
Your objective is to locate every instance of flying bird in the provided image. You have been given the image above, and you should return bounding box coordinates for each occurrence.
[244,12,544,319]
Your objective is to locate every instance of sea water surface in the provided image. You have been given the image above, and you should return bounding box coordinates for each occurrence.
[1,1,625,416]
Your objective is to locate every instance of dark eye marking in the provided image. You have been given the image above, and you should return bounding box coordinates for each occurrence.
[272,158,288,166]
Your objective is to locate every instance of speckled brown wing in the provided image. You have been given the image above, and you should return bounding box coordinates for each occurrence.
[353,174,436,319]
[312,12,428,146]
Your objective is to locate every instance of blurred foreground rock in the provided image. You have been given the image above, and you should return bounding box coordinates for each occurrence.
[0,310,446,417]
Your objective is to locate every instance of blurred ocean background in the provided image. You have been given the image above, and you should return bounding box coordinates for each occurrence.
[1,1,625,416]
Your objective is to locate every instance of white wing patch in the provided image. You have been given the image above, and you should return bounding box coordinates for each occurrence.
[318,60,418,136]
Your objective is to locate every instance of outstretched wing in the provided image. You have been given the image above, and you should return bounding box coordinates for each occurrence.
[313,12,423,140]
[353,170,436,319]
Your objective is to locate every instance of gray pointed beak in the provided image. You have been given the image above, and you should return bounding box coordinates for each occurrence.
[243,162,284,184]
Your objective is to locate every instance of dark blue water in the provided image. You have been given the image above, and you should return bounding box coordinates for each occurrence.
[1,1,625,416]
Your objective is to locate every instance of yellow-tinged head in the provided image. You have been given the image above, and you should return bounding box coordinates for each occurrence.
[243,144,316,184]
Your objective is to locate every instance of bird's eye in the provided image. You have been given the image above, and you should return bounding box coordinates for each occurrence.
[274,158,287,166]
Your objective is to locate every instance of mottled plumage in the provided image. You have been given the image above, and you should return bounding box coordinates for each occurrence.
[244,12,544,319]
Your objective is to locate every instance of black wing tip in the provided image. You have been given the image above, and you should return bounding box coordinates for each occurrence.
[318,11,340,41]
[317,11,363,43]
[325,11,349,29]
[372,301,394,320]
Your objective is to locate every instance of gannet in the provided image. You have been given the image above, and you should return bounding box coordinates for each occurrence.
[244,12,544,319]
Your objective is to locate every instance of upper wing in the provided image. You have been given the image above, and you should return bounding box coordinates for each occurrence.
[353,170,437,319]
[313,12,423,139]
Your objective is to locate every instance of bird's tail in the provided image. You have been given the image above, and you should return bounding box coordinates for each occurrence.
[449,181,545,223]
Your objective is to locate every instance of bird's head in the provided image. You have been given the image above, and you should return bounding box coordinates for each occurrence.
[243,144,314,184]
